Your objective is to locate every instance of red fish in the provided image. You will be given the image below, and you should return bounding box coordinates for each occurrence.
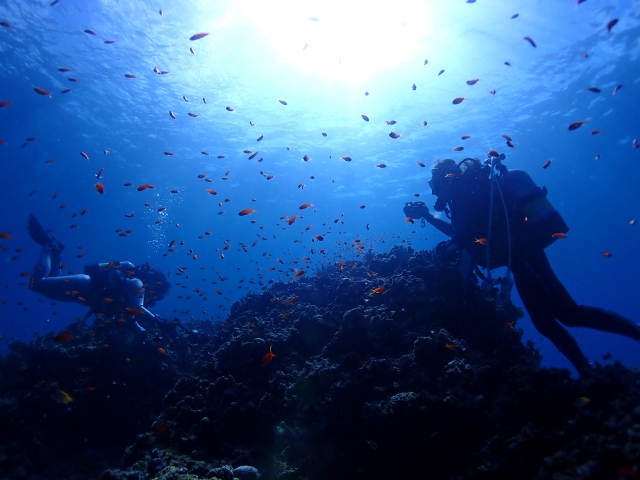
[0,101,11,107]
[124,74,137,79]
[452,97,465,104]
[169,111,176,119]
[206,189,217,195]
[80,151,89,160]
[34,87,52,97]
[299,203,313,210]
[586,87,601,93]
[543,159,551,169]
[84,29,97,35]
[606,19,618,34]
[568,120,586,131]
[238,209,256,216]
[260,345,276,366]
[475,238,488,245]
[341,156,352,162]
[94,182,105,194]
[278,99,287,105]
[137,183,151,191]
[286,215,297,225]
[591,130,601,135]
[461,135,471,140]
[613,85,623,95]
[552,233,567,239]
[0,21,11,28]
[293,270,305,278]
[190,32,209,41]
[104,40,116,44]
[453,146,464,152]
[388,132,401,139]
[188,112,198,117]
[523,36,537,48]
[163,151,174,156]
[601,252,611,258]
[466,79,479,85]
[376,164,386,168]
[371,287,385,294]
[54,332,74,342]
[416,162,425,167]
[444,343,458,350]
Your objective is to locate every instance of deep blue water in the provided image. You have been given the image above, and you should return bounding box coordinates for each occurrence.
[1,0,639,376]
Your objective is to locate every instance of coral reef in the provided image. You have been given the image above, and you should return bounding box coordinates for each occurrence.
[1,246,639,479]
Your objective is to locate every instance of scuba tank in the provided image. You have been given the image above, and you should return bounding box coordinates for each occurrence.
[498,169,569,250]
[83,263,128,316]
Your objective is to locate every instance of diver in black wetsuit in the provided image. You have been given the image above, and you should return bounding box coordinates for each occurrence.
[403,156,640,373]
[27,214,171,328]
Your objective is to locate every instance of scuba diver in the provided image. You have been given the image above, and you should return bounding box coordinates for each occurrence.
[27,214,171,330]
[403,155,640,374]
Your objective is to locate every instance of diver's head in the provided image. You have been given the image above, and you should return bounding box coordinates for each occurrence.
[135,263,170,307]
[428,159,459,199]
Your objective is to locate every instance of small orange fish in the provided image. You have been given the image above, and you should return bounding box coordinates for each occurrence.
[370,287,386,294]
[568,120,586,131]
[125,308,145,315]
[376,163,386,168]
[444,343,458,350]
[163,151,174,156]
[341,156,352,162]
[80,207,89,215]
[590,129,601,135]
[94,182,105,194]
[406,217,414,224]
[299,203,313,210]
[475,238,488,245]
[157,347,166,355]
[523,36,537,48]
[552,233,567,239]
[444,173,457,178]
[388,132,401,139]
[124,74,137,79]
[286,215,297,225]
[261,345,276,366]
[606,18,618,34]
[190,32,209,41]
[416,162,425,167]
[453,146,464,152]
[34,87,52,97]
[0,232,11,239]
[137,183,152,191]
[466,79,479,85]
[601,252,611,258]
[293,270,305,278]
[103,297,113,303]
[461,135,471,140]
[542,159,551,169]
[54,332,74,342]
[452,97,465,104]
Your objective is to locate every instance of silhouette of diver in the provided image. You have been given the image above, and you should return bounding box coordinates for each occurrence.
[27,214,171,328]
[404,156,640,373]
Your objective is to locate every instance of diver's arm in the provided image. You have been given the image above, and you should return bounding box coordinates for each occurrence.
[426,215,454,237]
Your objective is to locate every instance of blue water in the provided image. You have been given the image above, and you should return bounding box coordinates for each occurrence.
[1,0,639,376]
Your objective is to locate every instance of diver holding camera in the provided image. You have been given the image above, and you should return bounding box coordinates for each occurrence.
[405,154,640,374]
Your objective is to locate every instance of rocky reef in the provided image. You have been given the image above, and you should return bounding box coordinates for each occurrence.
[1,246,639,480]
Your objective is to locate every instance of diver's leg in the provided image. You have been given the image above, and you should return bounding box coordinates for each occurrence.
[31,274,92,303]
[561,306,640,341]
[512,253,590,372]
[522,248,640,341]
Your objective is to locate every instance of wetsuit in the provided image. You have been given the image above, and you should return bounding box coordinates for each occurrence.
[27,215,156,320]
[427,168,640,372]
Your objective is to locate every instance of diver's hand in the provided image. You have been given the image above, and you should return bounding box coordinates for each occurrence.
[435,240,459,260]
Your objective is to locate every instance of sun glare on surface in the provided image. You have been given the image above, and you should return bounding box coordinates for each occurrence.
[240,0,432,83]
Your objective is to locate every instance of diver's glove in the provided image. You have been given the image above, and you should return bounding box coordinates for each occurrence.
[403,201,431,219]
[435,240,459,261]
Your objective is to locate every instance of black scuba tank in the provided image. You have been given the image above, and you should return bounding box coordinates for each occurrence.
[498,170,568,250]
